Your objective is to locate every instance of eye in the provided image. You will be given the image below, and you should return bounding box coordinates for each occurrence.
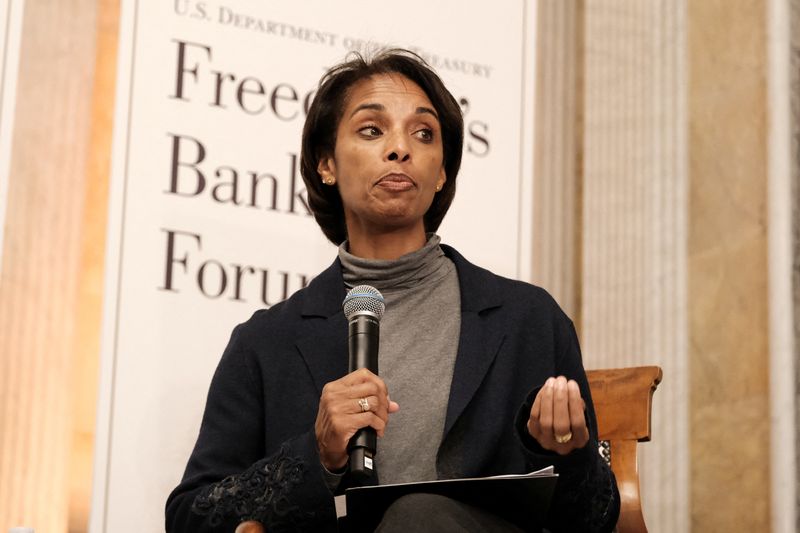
[415,128,435,142]
[358,125,382,138]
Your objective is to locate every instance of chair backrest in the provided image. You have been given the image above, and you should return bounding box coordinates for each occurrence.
[586,366,663,533]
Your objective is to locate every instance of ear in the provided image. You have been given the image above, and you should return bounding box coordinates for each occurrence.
[436,167,446,192]
[317,155,337,185]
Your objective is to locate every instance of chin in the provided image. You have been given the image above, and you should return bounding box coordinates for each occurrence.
[369,211,424,232]
[371,203,416,221]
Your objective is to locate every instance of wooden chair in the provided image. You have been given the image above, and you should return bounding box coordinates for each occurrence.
[586,366,663,533]
[236,366,663,533]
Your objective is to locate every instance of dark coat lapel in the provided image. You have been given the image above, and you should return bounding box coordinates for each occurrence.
[440,245,506,438]
[295,259,349,393]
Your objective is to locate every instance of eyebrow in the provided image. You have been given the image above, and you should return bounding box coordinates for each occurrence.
[349,103,440,121]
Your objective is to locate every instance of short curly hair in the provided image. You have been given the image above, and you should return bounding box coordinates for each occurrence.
[300,48,464,245]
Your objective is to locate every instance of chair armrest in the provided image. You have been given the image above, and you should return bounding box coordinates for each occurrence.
[587,366,662,533]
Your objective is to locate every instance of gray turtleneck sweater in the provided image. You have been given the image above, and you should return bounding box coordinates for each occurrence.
[337,234,461,485]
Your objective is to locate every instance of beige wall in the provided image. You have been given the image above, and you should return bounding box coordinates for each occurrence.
[688,0,771,530]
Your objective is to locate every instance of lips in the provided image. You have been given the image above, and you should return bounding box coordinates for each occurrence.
[376,173,416,191]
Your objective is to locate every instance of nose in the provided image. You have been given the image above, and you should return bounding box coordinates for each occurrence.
[384,131,411,163]
[387,151,410,162]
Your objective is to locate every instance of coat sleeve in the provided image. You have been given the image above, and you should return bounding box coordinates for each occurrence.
[513,316,620,533]
[165,325,338,533]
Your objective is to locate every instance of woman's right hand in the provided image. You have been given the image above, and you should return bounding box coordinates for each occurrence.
[314,368,400,471]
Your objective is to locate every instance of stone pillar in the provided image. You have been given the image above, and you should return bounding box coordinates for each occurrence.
[67,0,119,530]
[789,0,800,529]
[579,2,689,531]
[535,1,783,531]
[766,1,798,531]
[531,0,581,320]
[0,0,103,531]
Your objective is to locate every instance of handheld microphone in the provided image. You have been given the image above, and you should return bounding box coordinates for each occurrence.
[342,285,385,480]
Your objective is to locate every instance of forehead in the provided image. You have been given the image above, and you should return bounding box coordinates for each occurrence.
[342,73,434,113]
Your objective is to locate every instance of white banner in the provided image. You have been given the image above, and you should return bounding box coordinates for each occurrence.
[91,1,536,531]
[0,0,25,274]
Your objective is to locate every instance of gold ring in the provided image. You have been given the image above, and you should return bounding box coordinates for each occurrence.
[554,431,572,444]
[358,397,370,412]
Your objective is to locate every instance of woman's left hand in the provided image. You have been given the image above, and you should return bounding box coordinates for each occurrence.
[526,376,589,455]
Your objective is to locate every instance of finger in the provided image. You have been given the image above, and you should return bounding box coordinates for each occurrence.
[567,380,586,430]
[568,385,590,446]
[349,395,383,414]
[342,381,385,402]
[388,399,400,413]
[360,396,394,424]
[552,376,571,438]
[340,368,389,396]
[527,414,545,442]
[322,395,380,424]
[348,412,387,436]
[530,379,548,421]
[527,377,549,435]
[538,378,555,433]
[340,368,379,386]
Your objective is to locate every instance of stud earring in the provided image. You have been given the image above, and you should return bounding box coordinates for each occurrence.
[435,183,443,192]
[323,177,336,186]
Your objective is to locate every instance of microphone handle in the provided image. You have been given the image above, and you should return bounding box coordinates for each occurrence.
[347,314,379,480]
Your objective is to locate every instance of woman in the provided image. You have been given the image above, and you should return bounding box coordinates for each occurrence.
[166,49,619,532]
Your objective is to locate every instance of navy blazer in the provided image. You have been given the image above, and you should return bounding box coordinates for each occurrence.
[166,246,619,532]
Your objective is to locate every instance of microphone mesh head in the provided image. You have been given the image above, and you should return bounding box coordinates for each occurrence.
[343,285,385,321]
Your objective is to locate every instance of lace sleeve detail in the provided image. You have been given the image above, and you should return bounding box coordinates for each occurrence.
[554,445,619,532]
[191,445,315,531]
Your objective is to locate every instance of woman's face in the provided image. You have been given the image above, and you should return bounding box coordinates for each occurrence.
[317,73,446,237]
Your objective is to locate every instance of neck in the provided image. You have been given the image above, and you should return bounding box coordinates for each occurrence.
[346,223,427,260]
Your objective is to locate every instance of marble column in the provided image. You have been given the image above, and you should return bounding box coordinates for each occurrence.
[579,2,689,532]
[531,0,581,321]
[767,1,799,531]
[790,0,800,528]
[535,1,781,531]
[67,0,120,530]
[0,1,100,531]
